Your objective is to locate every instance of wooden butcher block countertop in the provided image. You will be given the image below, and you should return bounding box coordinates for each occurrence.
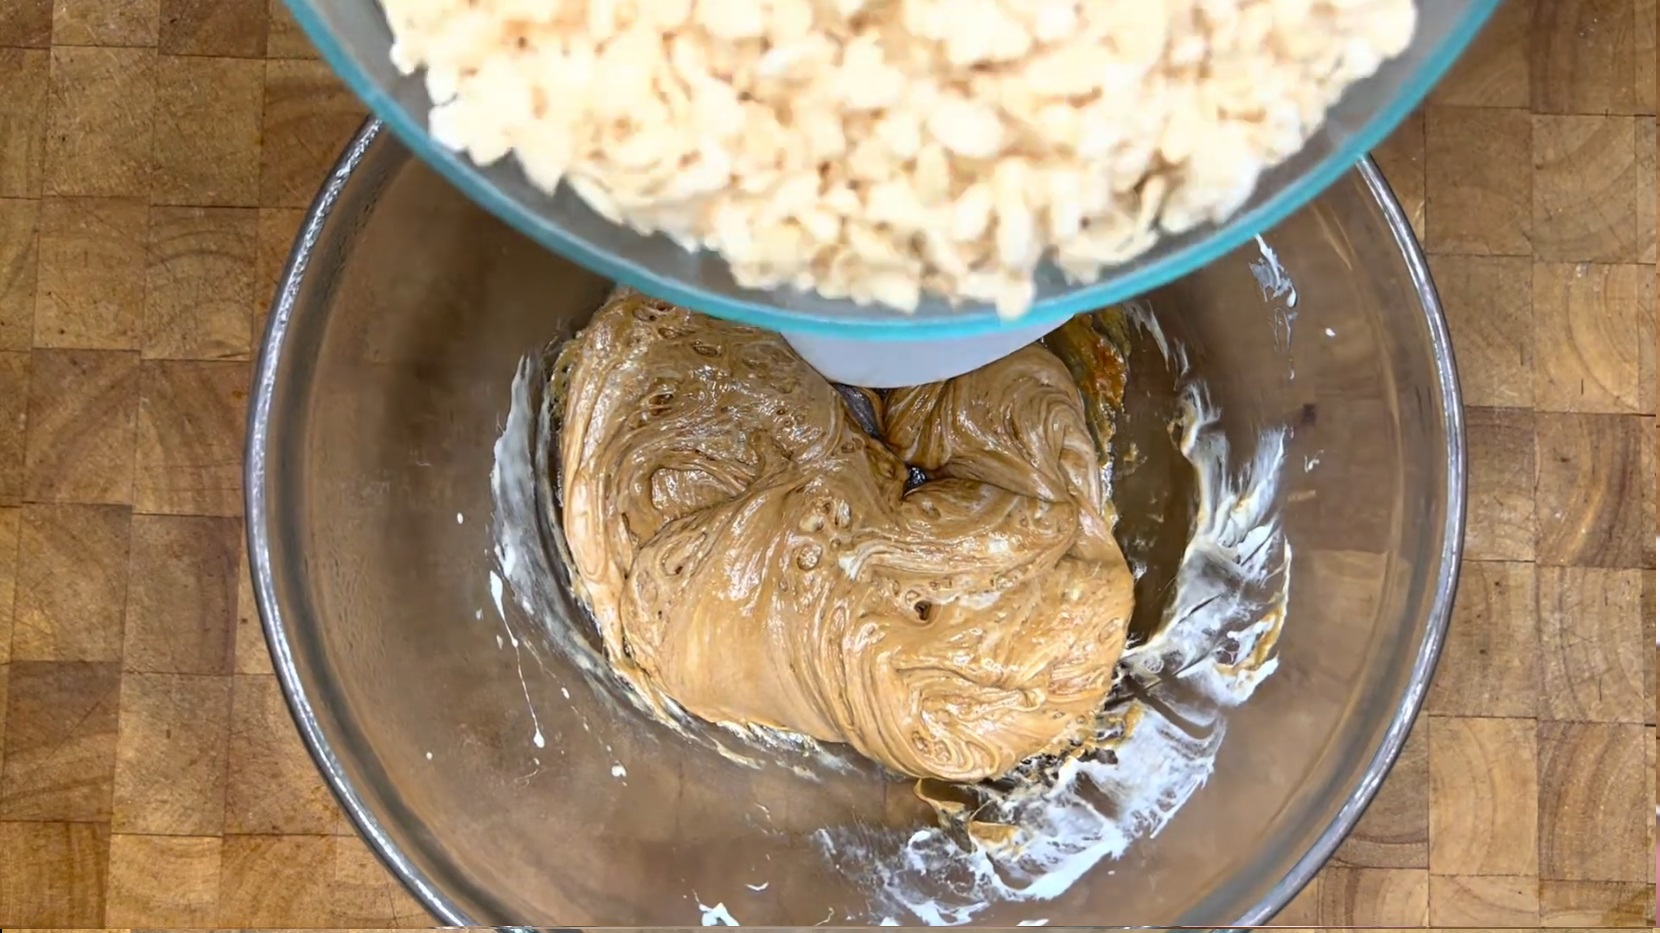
[0,0,1653,927]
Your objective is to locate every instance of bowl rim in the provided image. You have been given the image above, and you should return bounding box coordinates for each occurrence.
[277,0,1499,340]
[1229,145,1466,925]
[244,119,1466,928]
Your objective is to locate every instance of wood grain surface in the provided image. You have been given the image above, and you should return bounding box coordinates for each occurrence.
[0,0,1655,927]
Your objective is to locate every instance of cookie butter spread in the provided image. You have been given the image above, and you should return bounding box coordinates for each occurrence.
[555,288,1134,782]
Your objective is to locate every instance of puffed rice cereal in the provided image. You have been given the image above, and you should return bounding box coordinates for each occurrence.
[383,0,1417,318]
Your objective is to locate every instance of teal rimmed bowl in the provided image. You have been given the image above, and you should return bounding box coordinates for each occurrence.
[281,0,1497,338]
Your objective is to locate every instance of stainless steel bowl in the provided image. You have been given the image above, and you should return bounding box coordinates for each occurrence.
[247,119,1464,926]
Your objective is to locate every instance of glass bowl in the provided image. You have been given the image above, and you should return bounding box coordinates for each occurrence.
[247,120,1464,926]
[280,0,1497,338]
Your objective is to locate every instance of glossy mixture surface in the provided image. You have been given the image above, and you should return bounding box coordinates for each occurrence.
[556,289,1134,782]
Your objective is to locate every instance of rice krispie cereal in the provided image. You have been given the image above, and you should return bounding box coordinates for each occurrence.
[384,0,1416,317]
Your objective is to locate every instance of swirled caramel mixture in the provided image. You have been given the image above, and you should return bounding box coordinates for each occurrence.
[557,289,1133,782]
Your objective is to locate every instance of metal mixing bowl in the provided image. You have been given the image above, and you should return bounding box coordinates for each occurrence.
[247,120,1464,926]
[280,0,1498,335]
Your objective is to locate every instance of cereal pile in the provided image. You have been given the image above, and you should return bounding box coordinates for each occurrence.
[385,0,1417,317]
